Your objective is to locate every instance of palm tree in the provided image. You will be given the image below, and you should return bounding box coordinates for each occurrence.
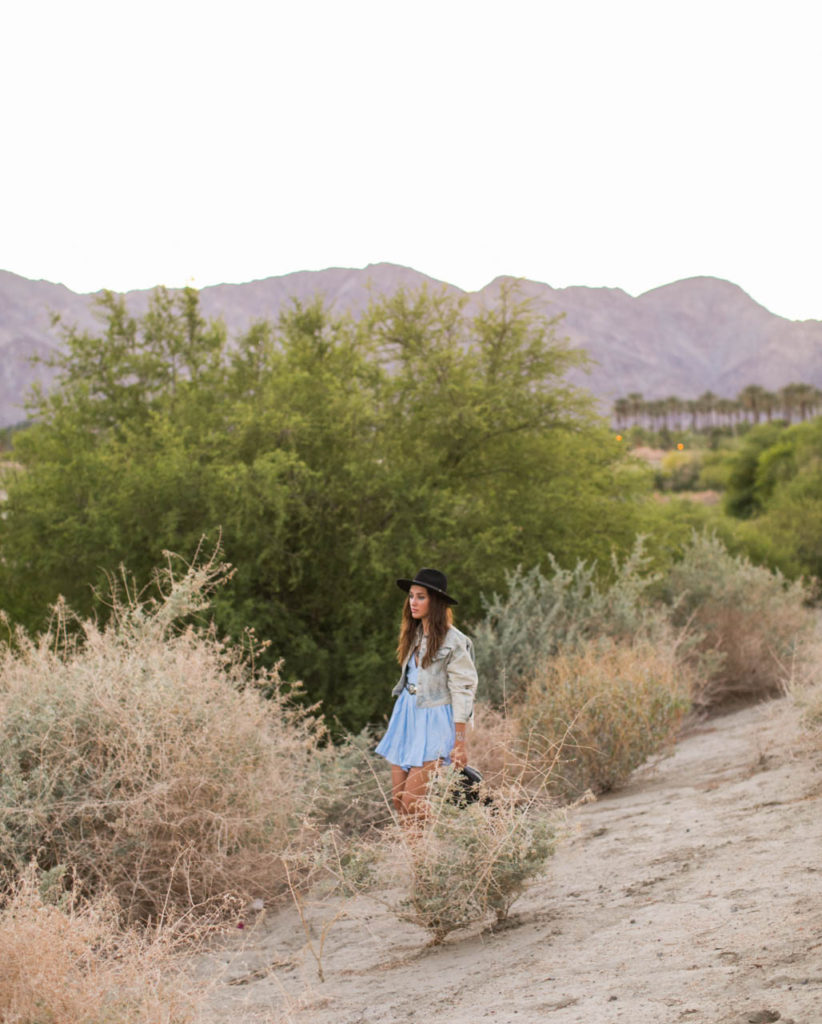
[696,391,718,430]
[649,399,669,431]
[626,392,645,429]
[665,395,685,432]
[793,382,818,421]
[613,396,630,430]
[761,390,779,422]
[738,384,767,424]
[779,383,801,424]
[716,397,739,431]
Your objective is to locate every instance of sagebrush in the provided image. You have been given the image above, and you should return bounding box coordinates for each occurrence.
[312,728,393,836]
[397,772,557,942]
[333,770,557,945]
[473,538,667,706]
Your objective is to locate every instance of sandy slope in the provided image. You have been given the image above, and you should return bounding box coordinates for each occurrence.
[195,699,822,1024]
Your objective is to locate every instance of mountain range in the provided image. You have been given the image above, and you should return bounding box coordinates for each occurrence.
[1,263,821,427]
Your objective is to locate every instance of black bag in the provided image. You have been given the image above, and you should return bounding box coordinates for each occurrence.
[449,764,484,805]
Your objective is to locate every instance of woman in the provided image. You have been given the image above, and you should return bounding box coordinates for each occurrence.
[375,567,478,820]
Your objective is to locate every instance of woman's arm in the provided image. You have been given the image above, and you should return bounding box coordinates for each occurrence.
[451,721,468,768]
[445,633,478,724]
[447,632,477,766]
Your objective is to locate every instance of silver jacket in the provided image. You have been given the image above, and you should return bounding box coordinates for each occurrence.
[391,625,478,723]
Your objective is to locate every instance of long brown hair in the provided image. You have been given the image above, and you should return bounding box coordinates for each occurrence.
[396,589,454,667]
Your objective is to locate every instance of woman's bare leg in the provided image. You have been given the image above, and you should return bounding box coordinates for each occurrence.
[390,764,409,815]
[399,760,440,821]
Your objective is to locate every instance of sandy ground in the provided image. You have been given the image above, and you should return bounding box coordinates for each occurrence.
[194,699,822,1024]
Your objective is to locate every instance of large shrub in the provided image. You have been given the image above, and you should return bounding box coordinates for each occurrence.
[657,449,703,492]
[0,557,323,922]
[660,532,813,709]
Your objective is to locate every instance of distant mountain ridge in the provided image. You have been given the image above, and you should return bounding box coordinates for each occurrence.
[1,263,821,426]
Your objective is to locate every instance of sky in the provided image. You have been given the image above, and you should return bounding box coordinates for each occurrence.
[2,0,821,320]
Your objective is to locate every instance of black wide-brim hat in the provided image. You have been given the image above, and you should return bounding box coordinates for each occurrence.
[396,567,458,605]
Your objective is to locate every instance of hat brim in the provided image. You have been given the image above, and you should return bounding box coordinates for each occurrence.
[396,578,458,605]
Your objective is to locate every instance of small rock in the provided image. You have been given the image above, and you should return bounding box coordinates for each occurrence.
[747,1011,780,1024]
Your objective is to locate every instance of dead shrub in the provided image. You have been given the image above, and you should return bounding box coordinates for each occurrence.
[0,868,197,1024]
[517,639,691,802]
[464,702,561,799]
[465,704,522,788]
[0,554,324,922]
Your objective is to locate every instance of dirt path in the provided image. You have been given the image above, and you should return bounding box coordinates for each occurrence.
[196,699,822,1024]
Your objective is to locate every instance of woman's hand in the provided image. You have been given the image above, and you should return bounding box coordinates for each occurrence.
[451,723,468,768]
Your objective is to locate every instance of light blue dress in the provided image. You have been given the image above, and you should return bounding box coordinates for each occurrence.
[375,648,455,770]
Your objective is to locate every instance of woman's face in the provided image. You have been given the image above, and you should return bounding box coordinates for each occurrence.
[408,585,431,622]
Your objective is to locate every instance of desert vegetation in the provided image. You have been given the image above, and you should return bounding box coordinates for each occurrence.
[2,533,816,1011]
[2,283,821,1016]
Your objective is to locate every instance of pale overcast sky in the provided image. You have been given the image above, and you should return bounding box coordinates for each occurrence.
[2,0,821,320]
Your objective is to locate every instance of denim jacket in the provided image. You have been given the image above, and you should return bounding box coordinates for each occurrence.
[391,625,478,723]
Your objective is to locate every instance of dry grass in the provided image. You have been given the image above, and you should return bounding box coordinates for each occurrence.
[0,555,324,923]
[466,704,523,787]
[0,869,197,1024]
[516,639,692,802]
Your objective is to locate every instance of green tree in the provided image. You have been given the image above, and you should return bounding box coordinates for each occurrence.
[723,421,786,518]
[0,284,647,730]
[739,416,822,578]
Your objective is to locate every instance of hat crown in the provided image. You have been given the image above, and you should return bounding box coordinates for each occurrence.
[396,566,458,604]
[413,567,448,593]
